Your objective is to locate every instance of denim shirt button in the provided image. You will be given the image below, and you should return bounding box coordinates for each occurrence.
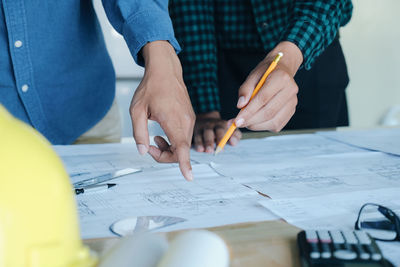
[21,84,29,92]
[14,40,23,48]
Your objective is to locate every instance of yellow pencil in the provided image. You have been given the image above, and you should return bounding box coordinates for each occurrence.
[215,52,283,155]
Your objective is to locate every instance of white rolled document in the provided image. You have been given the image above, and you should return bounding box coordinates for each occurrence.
[98,233,168,267]
[157,230,230,267]
[98,230,230,267]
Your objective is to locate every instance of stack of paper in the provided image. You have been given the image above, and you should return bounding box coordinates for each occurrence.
[55,127,400,265]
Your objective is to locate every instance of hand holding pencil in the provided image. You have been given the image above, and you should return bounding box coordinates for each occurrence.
[216,42,303,154]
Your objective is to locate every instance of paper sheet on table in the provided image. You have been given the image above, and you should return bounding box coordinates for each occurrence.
[54,143,177,177]
[259,188,400,266]
[77,164,277,239]
[259,188,400,229]
[318,128,400,156]
[209,151,400,199]
[375,242,400,267]
[191,133,364,165]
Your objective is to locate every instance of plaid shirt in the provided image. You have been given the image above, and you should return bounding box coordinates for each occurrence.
[169,0,353,114]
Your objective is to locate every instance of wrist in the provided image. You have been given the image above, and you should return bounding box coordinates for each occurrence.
[268,41,303,76]
[142,40,178,69]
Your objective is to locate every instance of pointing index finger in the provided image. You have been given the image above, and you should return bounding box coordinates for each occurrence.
[159,114,194,181]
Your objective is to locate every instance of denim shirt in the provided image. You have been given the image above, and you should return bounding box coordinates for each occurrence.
[0,0,180,144]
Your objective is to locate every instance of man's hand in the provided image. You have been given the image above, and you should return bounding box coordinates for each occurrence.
[193,111,242,153]
[234,41,303,132]
[130,41,195,181]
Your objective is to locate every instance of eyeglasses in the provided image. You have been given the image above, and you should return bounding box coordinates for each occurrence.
[355,203,400,242]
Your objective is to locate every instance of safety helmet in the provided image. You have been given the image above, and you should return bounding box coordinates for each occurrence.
[0,105,97,267]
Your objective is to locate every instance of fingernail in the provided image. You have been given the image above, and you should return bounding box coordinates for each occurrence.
[236,118,244,127]
[230,137,238,146]
[196,145,204,152]
[206,146,214,153]
[186,170,193,181]
[136,144,148,155]
[237,96,246,107]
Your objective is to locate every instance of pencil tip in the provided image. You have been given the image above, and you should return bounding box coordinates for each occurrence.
[214,147,223,155]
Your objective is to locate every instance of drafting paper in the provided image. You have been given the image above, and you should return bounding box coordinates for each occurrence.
[76,164,277,239]
[191,134,363,165]
[318,128,400,156]
[54,129,400,264]
[54,143,177,176]
[209,151,400,199]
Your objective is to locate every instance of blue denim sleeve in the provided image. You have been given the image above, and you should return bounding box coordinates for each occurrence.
[102,0,181,66]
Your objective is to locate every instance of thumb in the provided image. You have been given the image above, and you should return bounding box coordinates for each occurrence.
[237,67,265,109]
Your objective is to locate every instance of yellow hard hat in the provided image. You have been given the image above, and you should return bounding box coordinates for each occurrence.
[0,105,97,267]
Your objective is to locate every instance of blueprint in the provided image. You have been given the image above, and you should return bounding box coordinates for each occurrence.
[318,127,400,156]
[54,143,176,175]
[54,128,400,265]
[191,134,363,165]
[75,164,277,239]
[208,151,400,199]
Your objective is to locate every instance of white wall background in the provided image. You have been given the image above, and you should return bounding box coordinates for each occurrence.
[340,0,400,127]
[94,0,400,136]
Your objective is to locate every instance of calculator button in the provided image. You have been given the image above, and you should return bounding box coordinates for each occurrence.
[371,253,382,261]
[342,231,358,244]
[305,230,321,259]
[317,231,332,259]
[310,249,320,259]
[330,230,345,244]
[317,230,332,243]
[333,249,358,260]
[360,252,371,260]
[354,231,372,245]
[332,242,342,252]
[321,246,332,259]
[305,230,318,242]
[354,243,370,260]
[365,245,382,261]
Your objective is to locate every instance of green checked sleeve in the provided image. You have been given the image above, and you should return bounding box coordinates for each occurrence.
[283,0,353,69]
[169,0,220,114]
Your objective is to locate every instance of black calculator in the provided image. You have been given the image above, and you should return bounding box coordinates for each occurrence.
[297,230,394,267]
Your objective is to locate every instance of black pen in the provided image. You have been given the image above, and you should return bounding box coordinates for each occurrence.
[75,183,117,195]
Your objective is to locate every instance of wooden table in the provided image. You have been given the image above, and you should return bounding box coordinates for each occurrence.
[84,129,332,266]
[85,221,301,267]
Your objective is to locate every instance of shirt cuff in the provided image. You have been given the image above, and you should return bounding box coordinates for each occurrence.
[188,83,221,114]
[122,9,181,66]
[283,20,324,70]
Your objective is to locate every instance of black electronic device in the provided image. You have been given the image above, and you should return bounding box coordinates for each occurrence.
[297,230,394,267]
